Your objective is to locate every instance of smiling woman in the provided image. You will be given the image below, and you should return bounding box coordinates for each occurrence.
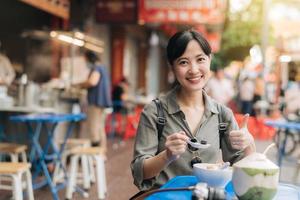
[130,30,256,197]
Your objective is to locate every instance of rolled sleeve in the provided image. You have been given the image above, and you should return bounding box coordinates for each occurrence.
[130,103,160,190]
[131,154,156,190]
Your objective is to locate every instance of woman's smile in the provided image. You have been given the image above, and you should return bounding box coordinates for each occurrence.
[186,74,204,83]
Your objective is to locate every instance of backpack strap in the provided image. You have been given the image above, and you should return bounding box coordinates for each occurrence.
[153,98,228,149]
[218,105,229,148]
[153,98,166,141]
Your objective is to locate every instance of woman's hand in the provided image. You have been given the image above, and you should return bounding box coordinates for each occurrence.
[165,131,189,162]
[229,114,255,153]
[143,131,189,179]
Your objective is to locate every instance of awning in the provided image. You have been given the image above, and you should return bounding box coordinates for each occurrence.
[20,0,70,20]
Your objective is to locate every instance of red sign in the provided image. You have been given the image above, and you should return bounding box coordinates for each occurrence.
[206,32,222,52]
[160,24,221,52]
[96,0,137,23]
[138,0,227,25]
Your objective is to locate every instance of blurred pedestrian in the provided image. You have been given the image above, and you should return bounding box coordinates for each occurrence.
[240,77,255,115]
[0,50,15,86]
[252,74,265,115]
[206,67,235,106]
[74,50,112,152]
[284,80,300,117]
[112,77,130,114]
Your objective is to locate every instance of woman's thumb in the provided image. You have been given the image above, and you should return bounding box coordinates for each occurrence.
[240,113,249,130]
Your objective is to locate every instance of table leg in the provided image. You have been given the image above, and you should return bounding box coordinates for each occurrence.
[28,122,42,164]
[278,128,288,167]
[57,122,76,181]
[27,122,61,200]
[43,123,57,155]
[42,122,77,192]
[27,122,48,183]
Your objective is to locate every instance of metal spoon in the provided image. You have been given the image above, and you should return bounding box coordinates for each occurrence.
[186,139,211,149]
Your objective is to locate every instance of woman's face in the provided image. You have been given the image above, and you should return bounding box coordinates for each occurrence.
[172,40,211,92]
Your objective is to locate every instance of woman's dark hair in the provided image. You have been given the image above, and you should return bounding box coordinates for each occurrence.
[84,50,99,64]
[166,30,211,66]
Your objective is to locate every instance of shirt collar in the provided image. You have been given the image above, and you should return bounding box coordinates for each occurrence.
[161,87,219,115]
[203,90,219,116]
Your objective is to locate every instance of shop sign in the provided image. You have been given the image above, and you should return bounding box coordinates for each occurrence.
[138,0,227,25]
[161,24,221,52]
[96,0,137,23]
[206,32,221,52]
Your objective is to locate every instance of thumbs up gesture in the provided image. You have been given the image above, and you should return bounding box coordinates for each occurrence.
[229,114,255,151]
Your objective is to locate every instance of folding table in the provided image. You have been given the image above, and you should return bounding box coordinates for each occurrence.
[265,120,300,166]
[10,113,86,200]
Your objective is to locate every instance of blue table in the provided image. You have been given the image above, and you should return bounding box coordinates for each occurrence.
[265,120,300,166]
[146,176,300,200]
[10,113,86,200]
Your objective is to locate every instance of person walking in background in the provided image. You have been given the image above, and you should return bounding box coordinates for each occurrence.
[0,48,15,86]
[252,74,265,116]
[206,67,235,106]
[74,50,112,152]
[131,30,256,194]
[240,76,255,115]
[112,77,130,114]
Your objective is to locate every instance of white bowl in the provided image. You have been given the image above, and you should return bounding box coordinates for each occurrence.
[193,163,233,188]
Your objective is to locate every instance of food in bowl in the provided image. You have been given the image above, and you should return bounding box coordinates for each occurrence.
[193,163,233,188]
[232,153,279,200]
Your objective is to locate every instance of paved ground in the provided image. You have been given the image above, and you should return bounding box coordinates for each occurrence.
[1,136,299,200]
[0,138,138,200]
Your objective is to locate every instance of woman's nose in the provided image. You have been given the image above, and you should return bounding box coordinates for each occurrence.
[189,62,199,73]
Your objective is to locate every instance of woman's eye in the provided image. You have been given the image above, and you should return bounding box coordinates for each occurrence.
[179,60,188,65]
[198,57,205,62]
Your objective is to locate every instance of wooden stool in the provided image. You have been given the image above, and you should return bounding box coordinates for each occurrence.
[53,138,95,189]
[0,162,34,200]
[66,147,106,200]
[0,143,27,162]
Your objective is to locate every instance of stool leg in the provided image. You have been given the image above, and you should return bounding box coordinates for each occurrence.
[293,162,300,184]
[94,155,106,199]
[81,155,91,190]
[12,173,23,200]
[52,162,61,185]
[21,152,27,163]
[53,150,69,185]
[88,156,96,183]
[25,169,34,200]
[9,153,18,162]
[66,155,79,199]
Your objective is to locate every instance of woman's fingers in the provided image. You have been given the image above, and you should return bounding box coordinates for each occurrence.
[229,130,252,150]
[165,132,189,159]
[167,131,189,140]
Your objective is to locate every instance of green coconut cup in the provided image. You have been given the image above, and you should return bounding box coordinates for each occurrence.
[232,153,279,200]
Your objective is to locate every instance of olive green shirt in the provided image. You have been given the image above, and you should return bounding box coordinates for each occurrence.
[131,87,244,191]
